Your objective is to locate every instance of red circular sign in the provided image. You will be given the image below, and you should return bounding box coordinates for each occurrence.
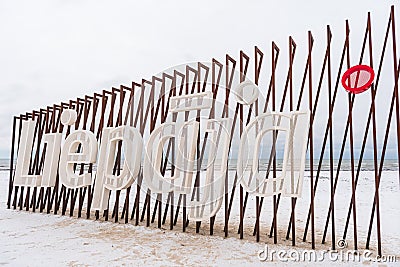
[341,65,375,94]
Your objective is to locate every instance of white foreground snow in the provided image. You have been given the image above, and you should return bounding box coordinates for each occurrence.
[0,170,399,266]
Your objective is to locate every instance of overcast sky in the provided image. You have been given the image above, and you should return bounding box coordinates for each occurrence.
[0,0,399,159]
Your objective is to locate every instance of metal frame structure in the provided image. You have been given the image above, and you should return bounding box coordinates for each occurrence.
[6,6,400,256]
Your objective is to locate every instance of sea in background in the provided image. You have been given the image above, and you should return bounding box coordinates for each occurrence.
[0,158,398,172]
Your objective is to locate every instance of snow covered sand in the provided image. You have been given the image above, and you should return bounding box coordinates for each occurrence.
[0,170,399,266]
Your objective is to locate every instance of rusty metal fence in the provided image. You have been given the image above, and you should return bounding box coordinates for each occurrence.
[6,5,400,256]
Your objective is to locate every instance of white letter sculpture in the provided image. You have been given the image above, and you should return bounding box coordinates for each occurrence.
[144,91,233,221]
[237,111,309,198]
[41,133,62,187]
[143,92,212,194]
[188,118,232,221]
[14,120,42,187]
[92,126,143,211]
[59,109,98,188]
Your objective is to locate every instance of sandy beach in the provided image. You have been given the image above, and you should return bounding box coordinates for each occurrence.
[1,169,399,266]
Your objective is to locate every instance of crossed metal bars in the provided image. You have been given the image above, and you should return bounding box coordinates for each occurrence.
[6,6,400,256]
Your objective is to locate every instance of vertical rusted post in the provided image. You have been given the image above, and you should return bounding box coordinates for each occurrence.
[367,13,381,256]
[7,116,17,209]
[366,59,400,253]
[391,5,400,187]
[238,51,245,240]
[12,115,23,210]
[254,46,263,242]
[272,41,278,244]
[224,55,236,237]
[344,20,358,251]
[307,31,315,249]
[288,36,296,246]
[327,25,335,250]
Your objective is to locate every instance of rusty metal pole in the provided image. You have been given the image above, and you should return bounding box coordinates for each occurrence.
[272,41,278,244]
[307,31,315,249]
[390,5,400,188]
[344,20,359,251]
[326,25,335,250]
[7,116,17,209]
